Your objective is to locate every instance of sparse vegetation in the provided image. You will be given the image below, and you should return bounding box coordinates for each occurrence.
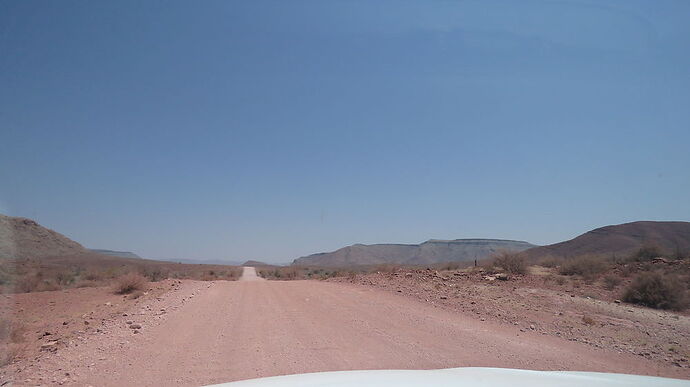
[538,257,560,268]
[0,258,242,294]
[558,256,608,279]
[491,251,527,275]
[141,266,168,282]
[630,243,664,262]
[0,319,25,344]
[622,271,688,311]
[581,315,596,326]
[259,267,304,280]
[544,274,567,286]
[113,272,147,294]
[0,318,26,367]
[602,274,622,290]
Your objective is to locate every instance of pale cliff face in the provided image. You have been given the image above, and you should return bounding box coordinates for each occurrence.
[293,239,536,267]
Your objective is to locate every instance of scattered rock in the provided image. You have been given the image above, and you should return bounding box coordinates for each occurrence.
[40,341,59,352]
[129,324,142,330]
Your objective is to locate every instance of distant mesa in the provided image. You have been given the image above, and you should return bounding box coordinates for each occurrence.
[293,239,536,267]
[89,249,141,259]
[242,260,271,267]
[522,221,690,260]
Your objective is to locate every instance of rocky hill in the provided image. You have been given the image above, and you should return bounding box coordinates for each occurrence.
[0,214,87,259]
[293,239,536,267]
[523,221,690,260]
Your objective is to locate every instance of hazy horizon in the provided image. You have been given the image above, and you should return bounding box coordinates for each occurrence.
[2,1,689,264]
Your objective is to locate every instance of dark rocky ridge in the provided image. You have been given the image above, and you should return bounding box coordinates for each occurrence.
[522,221,690,260]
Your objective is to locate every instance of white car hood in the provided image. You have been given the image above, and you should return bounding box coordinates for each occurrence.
[207,367,689,387]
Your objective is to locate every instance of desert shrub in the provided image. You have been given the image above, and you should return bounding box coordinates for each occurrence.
[102,266,122,279]
[0,266,13,286]
[622,272,688,311]
[0,319,25,344]
[141,267,168,282]
[543,274,566,286]
[55,271,76,286]
[539,257,560,268]
[619,264,634,278]
[559,256,608,277]
[581,315,596,326]
[75,280,100,288]
[630,243,664,262]
[440,262,461,271]
[0,344,21,367]
[14,275,40,293]
[670,245,688,260]
[113,272,147,294]
[282,267,298,280]
[83,269,104,281]
[609,254,627,265]
[602,274,622,290]
[37,280,60,292]
[492,251,527,274]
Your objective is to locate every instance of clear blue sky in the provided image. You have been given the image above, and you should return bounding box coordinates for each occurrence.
[1,1,689,263]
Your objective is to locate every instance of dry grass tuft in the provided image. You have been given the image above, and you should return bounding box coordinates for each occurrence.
[113,272,147,295]
[559,256,608,278]
[581,315,596,326]
[602,274,622,290]
[0,344,22,367]
[492,251,527,275]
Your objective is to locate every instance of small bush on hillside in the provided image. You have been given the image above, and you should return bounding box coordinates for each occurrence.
[114,273,147,294]
[0,345,21,367]
[630,243,664,262]
[581,315,596,326]
[0,319,25,344]
[622,272,688,311]
[602,274,621,290]
[559,256,608,278]
[141,266,168,282]
[55,271,76,286]
[83,270,104,282]
[14,275,40,293]
[539,257,560,268]
[492,251,527,275]
[671,246,688,261]
[440,262,462,270]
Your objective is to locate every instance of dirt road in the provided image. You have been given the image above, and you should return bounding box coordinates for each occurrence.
[238,266,263,282]
[21,273,687,386]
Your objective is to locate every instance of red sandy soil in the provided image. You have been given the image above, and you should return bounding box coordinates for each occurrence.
[0,268,688,386]
[329,267,690,371]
